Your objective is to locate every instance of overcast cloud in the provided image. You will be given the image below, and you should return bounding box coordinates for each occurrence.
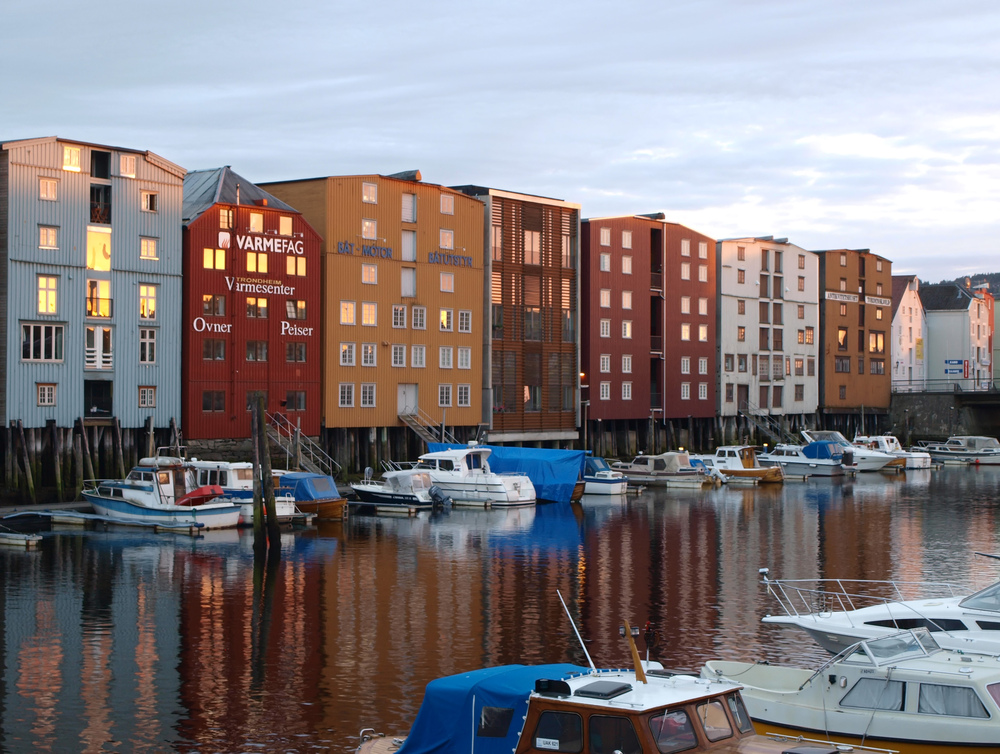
[4,0,999,281]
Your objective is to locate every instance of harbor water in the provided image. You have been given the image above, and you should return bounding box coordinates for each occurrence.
[2,465,1000,752]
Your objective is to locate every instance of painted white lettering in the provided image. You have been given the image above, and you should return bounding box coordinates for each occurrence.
[281,321,314,337]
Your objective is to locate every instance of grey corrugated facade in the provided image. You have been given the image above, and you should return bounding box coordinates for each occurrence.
[0,136,185,429]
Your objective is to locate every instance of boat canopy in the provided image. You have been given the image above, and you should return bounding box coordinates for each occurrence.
[801,441,842,460]
[397,664,586,754]
[276,472,342,501]
[585,456,613,475]
[428,444,586,504]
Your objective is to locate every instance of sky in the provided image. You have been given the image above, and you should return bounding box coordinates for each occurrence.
[3,0,999,281]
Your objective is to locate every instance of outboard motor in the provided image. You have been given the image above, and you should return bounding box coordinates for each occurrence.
[842,450,854,467]
[429,485,451,509]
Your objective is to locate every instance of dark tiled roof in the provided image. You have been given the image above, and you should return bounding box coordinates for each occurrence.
[891,275,915,318]
[918,283,974,312]
[183,167,296,224]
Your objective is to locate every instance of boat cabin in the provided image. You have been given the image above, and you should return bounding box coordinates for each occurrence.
[417,447,490,475]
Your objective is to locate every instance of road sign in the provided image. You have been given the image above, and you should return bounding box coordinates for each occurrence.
[945,359,962,365]
[945,368,962,374]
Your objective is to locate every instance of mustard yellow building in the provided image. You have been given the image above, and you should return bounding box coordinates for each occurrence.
[262,172,485,466]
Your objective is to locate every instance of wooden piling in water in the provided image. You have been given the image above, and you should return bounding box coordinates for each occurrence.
[77,419,95,483]
[113,418,126,479]
[50,420,64,502]
[170,417,182,459]
[145,415,154,459]
[17,421,36,504]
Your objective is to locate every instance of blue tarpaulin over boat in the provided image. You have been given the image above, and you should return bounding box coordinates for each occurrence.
[801,441,843,460]
[396,664,586,754]
[427,444,586,504]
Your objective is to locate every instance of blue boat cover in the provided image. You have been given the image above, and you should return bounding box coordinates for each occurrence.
[427,445,586,504]
[397,664,586,754]
[275,472,343,501]
[801,441,842,460]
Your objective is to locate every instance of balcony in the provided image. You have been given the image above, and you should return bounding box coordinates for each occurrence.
[86,298,114,318]
[650,335,663,354]
[90,184,112,225]
[650,272,663,291]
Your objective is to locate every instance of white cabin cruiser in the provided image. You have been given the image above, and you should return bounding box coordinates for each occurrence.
[853,434,931,469]
[923,435,1000,465]
[184,457,301,524]
[610,451,713,488]
[692,446,784,484]
[415,443,535,507]
[582,456,628,495]
[756,442,844,477]
[800,429,893,471]
[350,467,450,514]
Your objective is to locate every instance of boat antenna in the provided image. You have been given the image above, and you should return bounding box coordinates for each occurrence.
[975,552,1000,561]
[557,590,596,671]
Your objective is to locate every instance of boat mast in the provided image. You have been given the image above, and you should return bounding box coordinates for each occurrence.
[557,590,595,671]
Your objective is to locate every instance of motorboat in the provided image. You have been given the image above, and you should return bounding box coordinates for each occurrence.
[350,467,450,515]
[610,451,714,488]
[760,568,1000,655]
[415,443,535,507]
[852,434,931,469]
[703,628,1000,753]
[756,442,845,477]
[582,456,628,495]
[82,457,242,529]
[274,471,348,520]
[357,612,860,754]
[800,429,892,472]
[185,457,303,525]
[923,435,1000,465]
[692,446,784,485]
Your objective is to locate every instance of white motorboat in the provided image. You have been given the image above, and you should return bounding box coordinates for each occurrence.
[692,446,784,484]
[172,457,303,525]
[415,443,535,507]
[853,434,931,469]
[760,568,1000,655]
[923,435,1000,465]
[610,451,713,488]
[582,456,628,495]
[82,457,242,530]
[350,467,450,514]
[756,441,845,477]
[800,429,893,471]
[703,628,1000,753]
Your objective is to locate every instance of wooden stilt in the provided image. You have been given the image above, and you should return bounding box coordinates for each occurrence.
[50,420,64,503]
[73,433,84,499]
[78,419,95,483]
[145,415,154,459]
[17,421,36,504]
[113,417,126,479]
[256,396,281,548]
[169,417,182,459]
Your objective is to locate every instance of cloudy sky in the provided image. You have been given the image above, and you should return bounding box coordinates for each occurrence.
[4,0,998,281]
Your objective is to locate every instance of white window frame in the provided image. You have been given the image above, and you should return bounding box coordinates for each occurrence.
[680,262,690,280]
[440,272,454,293]
[39,226,58,250]
[622,255,632,274]
[39,178,58,200]
[699,297,708,316]
[412,345,426,368]
[138,386,156,408]
[362,343,376,367]
[362,219,377,240]
[600,354,611,373]
[599,381,610,400]
[362,182,378,204]
[622,382,632,401]
[599,228,611,246]
[600,253,611,272]
[392,344,406,367]
[361,383,376,407]
[340,342,356,366]
[62,146,81,172]
[140,237,158,260]
[37,275,58,314]
[600,289,611,308]
[439,346,453,369]
[458,347,471,370]
[412,306,426,330]
[457,384,471,407]
[140,327,156,363]
[622,291,632,310]
[141,191,158,212]
[440,193,454,215]
[362,263,378,284]
[681,323,690,341]
[681,356,690,374]
[339,383,354,408]
[361,302,377,326]
[600,319,611,338]
[458,310,472,333]
[680,296,690,314]
[392,305,407,328]
[698,383,708,400]
[622,230,632,249]
[37,383,56,406]
[698,265,708,282]
[622,355,632,373]
[681,239,691,257]
[139,284,157,320]
[699,324,708,342]
[438,384,452,407]
[440,308,454,332]
[698,357,708,374]
[440,229,454,250]
[120,155,136,178]
[401,193,416,223]
[622,320,632,339]
[340,300,356,325]
[681,382,691,400]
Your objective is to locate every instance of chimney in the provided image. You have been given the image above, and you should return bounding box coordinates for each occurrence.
[965,277,972,289]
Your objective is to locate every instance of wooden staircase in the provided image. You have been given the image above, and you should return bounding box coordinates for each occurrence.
[265,411,341,478]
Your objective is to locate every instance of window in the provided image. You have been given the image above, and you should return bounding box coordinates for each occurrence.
[760,248,769,271]
[246,251,268,273]
[622,382,632,400]
[561,234,573,268]
[622,320,632,338]
[37,276,58,314]
[698,357,708,374]
[877,259,883,272]
[360,384,376,408]
[340,342,356,366]
[138,285,156,319]
[491,225,503,261]
[876,308,883,320]
[841,679,905,711]
[737,299,746,315]
[738,354,747,372]
[737,326,745,342]
[202,391,225,412]
[401,267,416,297]
[92,152,112,180]
[600,227,611,246]
[286,390,307,411]
[870,359,885,375]
[246,296,267,318]
[840,252,847,267]
[622,355,632,373]
[680,262,690,280]
[681,239,691,257]
[737,269,745,284]
[699,383,708,400]
[681,382,690,400]
[279,216,292,236]
[246,340,268,361]
[392,344,405,367]
[440,193,454,214]
[139,328,156,363]
[339,383,354,408]
[39,178,59,202]
[413,306,426,329]
[438,384,452,407]
[402,230,416,261]
[598,253,612,273]
[86,228,112,271]
[680,296,690,314]
[600,319,611,338]
[62,146,81,172]
[139,237,158,260]
[798,276,805,291]
[725,383,734,402]
[600,382,610,400]
[219,207,233,229]
[141,191,157,212]
[203,295,226,316]
[203,248,226,270]
[876,282,883,295]
[835,356,851,373]
[440,308,453,331]
[600,289,611,308]
[362,343,376,366]
[918,683,989,718]
[202,338,225,360]
[837,327,848,350]
[458,347,471,369]
[759,327,770,350]
[362,219,377,240]
[805,326,814,344]
[869,331,885,353]
[724,354,733,371]
[457,384,471,407]
[287,256,307,276]
[622,291,632,309]
[362,302,377,326]
[523,307,542,340]
[402,193,416,222]
[840,278,847,291]
[440,229,455,250]
[839,303,848,317]
[458,310,472,333]
[523,230,540,264]
[698,265,708,282]
[84,325,113,369]
[37,383,56,406]
[285,299,306,320]
[439,346,453,369]
[737,245,746,261]
[794,357,804,376]
[362,182,378,203]
[600,354,611,373]
[698,298,708,316]
[286,342,307,362]
[440,272,454,292]
[412,345,426,368]
[772,328,782,351]
[618,229,632,249]
[138,386,156,408]
[622,255,632,274]
[680,357,690,374]
[699,324,708,342]
[362,263,378,284]
[392,305,406,328]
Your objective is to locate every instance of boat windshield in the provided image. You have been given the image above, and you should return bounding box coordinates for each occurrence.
[959,580,1000,611]
[647,709,697,754]
[850,629,940,665]
[587,457,612,473]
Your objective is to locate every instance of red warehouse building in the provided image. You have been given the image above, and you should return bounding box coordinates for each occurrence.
[181,168,322,441]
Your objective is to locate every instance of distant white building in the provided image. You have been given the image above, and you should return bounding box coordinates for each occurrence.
[919,282,993,391]
[890,275,927,392]
[716,236,819,439]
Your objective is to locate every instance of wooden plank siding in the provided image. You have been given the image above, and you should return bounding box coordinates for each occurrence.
[1,137,185,429]
[263,175,485,430]
[181,201,323,439]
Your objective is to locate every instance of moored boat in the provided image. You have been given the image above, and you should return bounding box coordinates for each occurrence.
[800,429,893,472]
[703,628,1000,753]
[610,451,713,488]
[582,456,628,495]
[693,446,784,485]
[275,471,348,520]
[853,434,931,469]
[756,441,844,477]
[416,443,535,507]
[350,467,450,515]
[923,435,1000,465]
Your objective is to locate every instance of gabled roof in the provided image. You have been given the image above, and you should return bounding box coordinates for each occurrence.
[919,282,975,312]
[891,275,917,319]
[183,166,297,225]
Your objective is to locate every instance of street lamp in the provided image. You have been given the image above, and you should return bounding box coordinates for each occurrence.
[579,372,589,451]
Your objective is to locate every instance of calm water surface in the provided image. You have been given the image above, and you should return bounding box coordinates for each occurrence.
[2,465,1000,752]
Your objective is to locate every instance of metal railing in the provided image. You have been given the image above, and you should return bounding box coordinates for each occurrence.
[892,378,997,394]
[265,411,340,478]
